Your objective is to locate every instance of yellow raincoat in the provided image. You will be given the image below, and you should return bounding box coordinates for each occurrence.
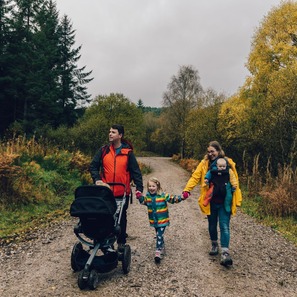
[183,157,242,215]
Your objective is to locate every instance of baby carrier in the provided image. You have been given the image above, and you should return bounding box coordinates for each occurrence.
[203,159,231,207]
[69,183,131,290]
[210,169,230,201]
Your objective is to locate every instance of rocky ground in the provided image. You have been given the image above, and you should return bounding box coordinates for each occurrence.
[0,157,296,297]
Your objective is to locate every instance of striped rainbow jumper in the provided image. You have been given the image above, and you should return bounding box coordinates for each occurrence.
[138,192,182,227]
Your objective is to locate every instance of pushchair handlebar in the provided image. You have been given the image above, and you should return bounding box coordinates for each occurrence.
[106,182,126,189]
[106,182,126,198]
[95,182,127,198]
[95,181,132,204]
[107,182,133,204]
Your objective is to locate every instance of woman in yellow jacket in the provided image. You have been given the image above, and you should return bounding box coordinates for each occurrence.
[182,141,242,266]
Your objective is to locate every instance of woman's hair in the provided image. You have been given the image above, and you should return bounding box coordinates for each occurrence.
[147,177,162,195]
[204,140,225,160]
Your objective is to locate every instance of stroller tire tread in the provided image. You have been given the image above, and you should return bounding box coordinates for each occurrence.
[71,242,83,272]
[78,270,89,290]
[88,269,99,290]
[122,244,131,274]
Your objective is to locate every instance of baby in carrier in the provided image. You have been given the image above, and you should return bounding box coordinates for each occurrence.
[203,158,237,207]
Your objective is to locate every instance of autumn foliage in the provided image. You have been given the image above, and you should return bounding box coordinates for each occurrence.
[0,136,91,207]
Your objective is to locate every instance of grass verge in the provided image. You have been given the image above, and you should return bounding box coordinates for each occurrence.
[0,195,74,244]
[241,194,297,245]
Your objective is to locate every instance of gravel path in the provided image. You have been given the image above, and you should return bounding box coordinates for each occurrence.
[0,157,296,297]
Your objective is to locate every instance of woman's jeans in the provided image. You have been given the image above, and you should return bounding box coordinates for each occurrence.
[207,203,231,248]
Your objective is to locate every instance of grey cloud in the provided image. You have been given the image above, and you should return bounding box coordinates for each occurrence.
[55,0,281,107]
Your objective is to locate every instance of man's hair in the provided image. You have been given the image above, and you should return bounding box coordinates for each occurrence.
[111,124,124,136]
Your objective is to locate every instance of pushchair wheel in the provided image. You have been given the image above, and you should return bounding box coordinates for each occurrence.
[78,269,89,290]
[88,269,99,290]
[71,242,83,272]
[122,244,131,274]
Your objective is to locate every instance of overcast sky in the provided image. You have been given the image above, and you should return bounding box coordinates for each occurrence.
[55,0,281,107]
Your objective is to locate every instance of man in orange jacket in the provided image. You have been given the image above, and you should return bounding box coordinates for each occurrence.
[89,124,143,251]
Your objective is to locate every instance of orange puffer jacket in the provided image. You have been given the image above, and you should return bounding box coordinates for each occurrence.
[101,145,132,197]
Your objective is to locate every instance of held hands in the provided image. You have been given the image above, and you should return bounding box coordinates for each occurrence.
[135,190,143,199]
[182,191,190,200]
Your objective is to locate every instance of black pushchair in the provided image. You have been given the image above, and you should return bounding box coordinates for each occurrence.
[69,183,131,290]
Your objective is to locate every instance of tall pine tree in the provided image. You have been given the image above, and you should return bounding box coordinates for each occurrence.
[31,0,62,129]
[57,15,93,127]
[0,0,14,133]
[8,0,44,132]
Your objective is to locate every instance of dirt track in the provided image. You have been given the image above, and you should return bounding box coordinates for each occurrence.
[0,157,296,297]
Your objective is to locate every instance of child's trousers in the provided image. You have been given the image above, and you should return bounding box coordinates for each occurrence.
[155,226,166,250]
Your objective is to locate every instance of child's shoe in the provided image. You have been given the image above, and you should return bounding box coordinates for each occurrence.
[209,242,219,255]
[154,249,162,263]
[220,251,233,266]
[160,246,166,257]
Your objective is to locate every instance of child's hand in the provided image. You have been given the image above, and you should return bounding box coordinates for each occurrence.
[204,178,209,184]
[182,191,190,200]
[136,190,143,199]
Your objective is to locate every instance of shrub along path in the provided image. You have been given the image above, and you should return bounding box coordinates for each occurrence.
[0,157,296,296]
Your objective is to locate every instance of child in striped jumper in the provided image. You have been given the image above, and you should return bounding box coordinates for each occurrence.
[136,176,186,263]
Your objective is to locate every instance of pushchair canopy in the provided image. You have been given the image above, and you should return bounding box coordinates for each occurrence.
[70,185,117,217]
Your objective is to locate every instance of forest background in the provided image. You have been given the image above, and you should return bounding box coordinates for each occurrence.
[0,1,296,245]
